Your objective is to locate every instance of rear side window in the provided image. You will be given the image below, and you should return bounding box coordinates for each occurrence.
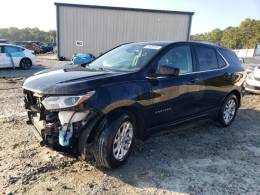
[0,46,4,53]
[219,48,240,66]
[216,52,227,68]
[5,46,24,53]
[195,46,218,71]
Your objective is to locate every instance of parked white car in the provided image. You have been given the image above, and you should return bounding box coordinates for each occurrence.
[244,66,260,94]
[0,44,36,69]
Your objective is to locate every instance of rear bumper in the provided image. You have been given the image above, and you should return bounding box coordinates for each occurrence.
[244,87,260,94]
[245,78,260,94]
[31,57,36,65]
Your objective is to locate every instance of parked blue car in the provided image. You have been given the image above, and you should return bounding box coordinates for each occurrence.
[72,53,95,65]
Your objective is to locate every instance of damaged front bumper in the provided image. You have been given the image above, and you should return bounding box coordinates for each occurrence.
[24,90,100,149]
[26,112,45,144]
[27,111,60,147]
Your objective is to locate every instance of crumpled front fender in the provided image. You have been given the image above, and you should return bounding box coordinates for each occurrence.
[77,111,106,159]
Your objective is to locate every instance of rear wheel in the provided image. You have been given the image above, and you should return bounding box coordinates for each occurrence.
[20,58,32,69]
[92,113,135,169]
[218,94,238,127]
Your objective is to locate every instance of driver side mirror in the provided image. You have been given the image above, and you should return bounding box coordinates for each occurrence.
[158,65,180,76]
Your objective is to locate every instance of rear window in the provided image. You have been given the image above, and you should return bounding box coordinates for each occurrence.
[195,46,218,71]
[219,48,240,66]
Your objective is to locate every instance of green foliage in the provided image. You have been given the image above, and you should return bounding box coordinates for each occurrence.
[191,18,260,49]
[0,27,56,43]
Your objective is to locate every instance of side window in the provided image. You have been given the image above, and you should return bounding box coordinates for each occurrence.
[195,46,218,71]
[0,46,4,53]
[216,51,227,68]
[5,46,23,54]
[158,45,193,74]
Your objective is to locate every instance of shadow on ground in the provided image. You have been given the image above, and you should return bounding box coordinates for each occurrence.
[102,108,260,194]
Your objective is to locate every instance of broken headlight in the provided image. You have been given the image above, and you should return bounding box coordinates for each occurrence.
[42,91,95,110]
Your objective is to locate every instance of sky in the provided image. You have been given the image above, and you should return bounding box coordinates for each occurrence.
[0,0,259,34]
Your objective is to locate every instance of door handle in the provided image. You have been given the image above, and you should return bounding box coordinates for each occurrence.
[190,78,201,83]
[224,72,231,77]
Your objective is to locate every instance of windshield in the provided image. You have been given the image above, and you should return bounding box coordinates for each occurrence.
[88,43,162,71]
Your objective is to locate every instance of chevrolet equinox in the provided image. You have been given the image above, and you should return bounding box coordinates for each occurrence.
[23,41,245,168]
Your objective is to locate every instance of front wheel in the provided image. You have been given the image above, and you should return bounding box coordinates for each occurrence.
[218,94,238,127]
[92,113,135,169]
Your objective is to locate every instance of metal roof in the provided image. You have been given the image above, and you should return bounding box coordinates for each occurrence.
[54,2,194,16]
[123,41,225,49]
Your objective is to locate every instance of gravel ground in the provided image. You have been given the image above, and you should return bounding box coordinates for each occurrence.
[0,57,69,79]
[0,58,260,195]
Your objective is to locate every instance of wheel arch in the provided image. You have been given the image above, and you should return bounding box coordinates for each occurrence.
[228,89,241,107]
[87,105,146,144]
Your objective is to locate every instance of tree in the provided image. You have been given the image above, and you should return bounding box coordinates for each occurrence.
[191,18,260,49]
[207,28,223,43]
[221,27,243,49]
[0,27,56,43]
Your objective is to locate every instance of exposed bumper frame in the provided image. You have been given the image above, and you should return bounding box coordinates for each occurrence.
[26,108,104,151]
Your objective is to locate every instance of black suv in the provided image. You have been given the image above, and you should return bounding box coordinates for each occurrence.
[23,41,245,168]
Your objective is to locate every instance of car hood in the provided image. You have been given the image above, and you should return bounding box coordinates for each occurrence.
[23,66,126,95]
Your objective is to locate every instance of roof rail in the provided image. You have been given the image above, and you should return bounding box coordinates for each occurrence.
[192,40,224,47]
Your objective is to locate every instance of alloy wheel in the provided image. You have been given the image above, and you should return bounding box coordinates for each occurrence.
[223,98,237,124]
[112,121,134,161]
[21,59,31,69]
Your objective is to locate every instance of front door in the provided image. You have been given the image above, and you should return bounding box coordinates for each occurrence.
[148,44,203,128]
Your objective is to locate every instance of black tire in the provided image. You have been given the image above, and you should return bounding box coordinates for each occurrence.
[92,113,135,169]
[218,94,238,127]
[20,58,32,69]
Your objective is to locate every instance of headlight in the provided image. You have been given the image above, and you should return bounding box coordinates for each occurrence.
[42,91,95,110]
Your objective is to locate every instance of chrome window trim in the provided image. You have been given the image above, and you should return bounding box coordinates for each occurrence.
[149,47,231,79]
[179,49,230,76]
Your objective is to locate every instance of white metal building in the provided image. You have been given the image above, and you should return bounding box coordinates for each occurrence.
[55,3,194,59]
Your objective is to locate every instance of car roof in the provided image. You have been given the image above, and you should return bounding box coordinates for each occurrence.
[0,43,26,49]
[128,41,225,49]
[130,41,175,47]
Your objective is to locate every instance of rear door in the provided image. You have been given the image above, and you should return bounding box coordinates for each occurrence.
[192,44,230,112]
